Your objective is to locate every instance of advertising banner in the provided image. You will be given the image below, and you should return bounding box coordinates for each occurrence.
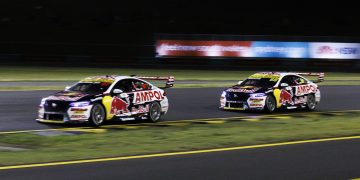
[156,40,252,57]
[251,41,309,58]
[309,43,360,59]
[156,39,360,59]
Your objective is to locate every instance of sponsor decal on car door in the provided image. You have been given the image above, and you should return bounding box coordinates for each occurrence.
[280,88,294,105]
[133,90,165,104]
[295,84,317,96]
[110,96,130,116]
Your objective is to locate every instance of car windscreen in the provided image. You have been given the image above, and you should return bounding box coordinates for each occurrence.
[240,78,277,88]
[68,82,112,93]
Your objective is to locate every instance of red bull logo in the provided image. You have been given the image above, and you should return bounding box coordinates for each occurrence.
[280,89,294,105]
[110,97,130,115]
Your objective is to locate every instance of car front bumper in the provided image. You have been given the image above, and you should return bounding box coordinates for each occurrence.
[37,105,92,123]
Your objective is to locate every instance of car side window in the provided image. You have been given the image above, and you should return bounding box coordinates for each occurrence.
[131,79,152,91]
[293,76,307,85]
[280,76,292,86]
[112,79,133,92]
[281,75,307,86]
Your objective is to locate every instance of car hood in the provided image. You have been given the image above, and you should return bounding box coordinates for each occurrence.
[46,91,98,102]
[225,85,267,94]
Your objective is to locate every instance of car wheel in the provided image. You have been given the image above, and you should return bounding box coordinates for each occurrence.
[148,102,161,122]
[306,93,316,111]
[89,103,106,127]
[264,95,276,113]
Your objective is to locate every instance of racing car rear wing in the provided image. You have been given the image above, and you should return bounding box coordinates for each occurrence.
[136,76,175,89]
[295,72,325,83]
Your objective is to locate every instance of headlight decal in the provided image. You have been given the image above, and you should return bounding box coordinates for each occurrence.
[250,93,266,97]
[69,101,91,107]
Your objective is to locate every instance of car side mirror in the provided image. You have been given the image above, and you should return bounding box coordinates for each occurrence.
[280,83,289,87]
[113,89,128,98]
[238,81,243,85]
[65,86,71,91]
[113,89,123,94]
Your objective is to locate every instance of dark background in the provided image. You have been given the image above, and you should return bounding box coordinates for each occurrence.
[0,0,359,71]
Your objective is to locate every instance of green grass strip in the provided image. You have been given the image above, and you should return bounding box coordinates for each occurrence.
[0,113,360,166]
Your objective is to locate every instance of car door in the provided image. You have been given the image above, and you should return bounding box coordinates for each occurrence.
[108,79,134,117]
[279,75,309,106]
[109,78,153,117]
[291,75,312,105]
[278,75,296,106]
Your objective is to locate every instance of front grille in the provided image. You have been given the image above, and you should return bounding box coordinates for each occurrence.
[226,93,249,101]
[44,100,70,112]
[226,102,244,108]
[44,113,64,120]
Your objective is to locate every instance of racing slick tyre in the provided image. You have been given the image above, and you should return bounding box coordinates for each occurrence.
[147,102,161,122]
[264,95,276,113]
[305,93,316,111]
[89,103,106,127]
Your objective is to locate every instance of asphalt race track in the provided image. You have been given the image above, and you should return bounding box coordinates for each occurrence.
[1,138,360,180]
[0,86,360,131]
[0,86,360,179]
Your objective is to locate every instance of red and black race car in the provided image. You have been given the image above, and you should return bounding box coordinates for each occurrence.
[220,72,324,112]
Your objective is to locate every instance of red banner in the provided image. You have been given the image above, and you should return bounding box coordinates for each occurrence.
[156,40,252,57]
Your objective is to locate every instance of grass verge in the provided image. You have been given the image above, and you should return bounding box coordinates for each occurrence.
[0,66,359,90]
[0,113,360,166]
[0,66,359,82]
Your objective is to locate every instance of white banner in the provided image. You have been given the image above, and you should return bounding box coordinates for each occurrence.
[309,43,360,59]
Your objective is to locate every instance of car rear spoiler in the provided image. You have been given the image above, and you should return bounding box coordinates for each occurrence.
[136,76,175,89]
[295,72,325,83]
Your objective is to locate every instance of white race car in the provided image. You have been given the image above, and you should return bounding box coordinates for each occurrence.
[37,75,174,126]
[220,72,324,112]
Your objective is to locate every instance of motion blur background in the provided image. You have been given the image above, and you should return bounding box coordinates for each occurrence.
[0,0,359,71]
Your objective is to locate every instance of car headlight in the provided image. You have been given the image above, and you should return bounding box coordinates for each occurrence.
[70,101,91,107]
[250,93,266,97]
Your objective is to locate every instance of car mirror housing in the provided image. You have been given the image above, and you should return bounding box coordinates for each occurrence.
[120,93,128,98]
[238,81,243,85]
[65,86,71,91]
[113,89,123,94]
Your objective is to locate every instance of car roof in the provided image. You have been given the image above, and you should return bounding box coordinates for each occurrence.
[249,72,301,79]
[79,75,136,83]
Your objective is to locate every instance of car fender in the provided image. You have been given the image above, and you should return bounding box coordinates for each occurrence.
[102,95,114,120]
[273,88,282,108]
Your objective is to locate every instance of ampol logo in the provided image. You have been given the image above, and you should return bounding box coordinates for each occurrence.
[295,84,316,96]
[133,90,164,104]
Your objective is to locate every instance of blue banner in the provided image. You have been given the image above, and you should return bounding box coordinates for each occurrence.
[251,41,309,58]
